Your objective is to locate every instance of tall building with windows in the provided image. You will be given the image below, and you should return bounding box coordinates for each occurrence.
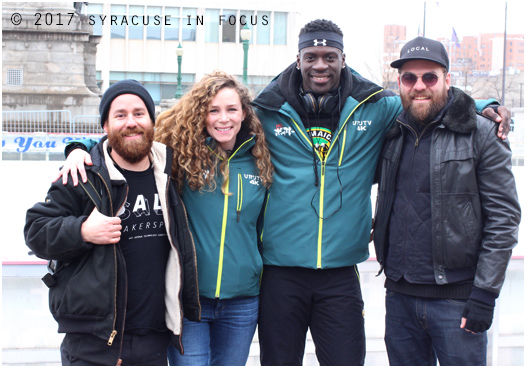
[446,33,524,74]
[83,1,301,102]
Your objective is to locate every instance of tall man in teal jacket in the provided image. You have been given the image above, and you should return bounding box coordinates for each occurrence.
[252,19,510,366]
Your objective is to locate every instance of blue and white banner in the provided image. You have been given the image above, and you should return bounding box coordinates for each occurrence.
[2,133,104,153]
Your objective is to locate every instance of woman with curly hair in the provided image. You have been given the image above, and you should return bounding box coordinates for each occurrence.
[155,71,272,366]
[58,71,273,366]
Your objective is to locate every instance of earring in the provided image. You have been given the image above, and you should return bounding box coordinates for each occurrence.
[296,66,300,70]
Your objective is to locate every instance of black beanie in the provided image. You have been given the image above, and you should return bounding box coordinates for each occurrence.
[99,79,156,128]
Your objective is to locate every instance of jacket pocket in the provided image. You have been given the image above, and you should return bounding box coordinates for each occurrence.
[437,148,477,194]
[51,249,114,319]
[442,199,481,269]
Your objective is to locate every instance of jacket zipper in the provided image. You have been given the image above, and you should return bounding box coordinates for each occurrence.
[114,186,128,365]
[290,89,385,269]
[180,199,201,321]
[316,162,326,267]
[399,119,437,147]
[97,171,128,367]
[164,175,188,354]
[338,125,348,167]
[94,172,120,347]
[213,137,254,298]
[215,173,229,298]
[259,192,270,243]
[396,119,436,277]
[236,173,243,222]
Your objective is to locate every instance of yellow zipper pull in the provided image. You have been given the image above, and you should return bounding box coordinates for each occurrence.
[107,330,117,346]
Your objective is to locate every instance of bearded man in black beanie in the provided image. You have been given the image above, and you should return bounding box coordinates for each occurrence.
[24,80,200,365]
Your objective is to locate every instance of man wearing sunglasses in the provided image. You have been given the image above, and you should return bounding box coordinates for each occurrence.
[373,36,521,365]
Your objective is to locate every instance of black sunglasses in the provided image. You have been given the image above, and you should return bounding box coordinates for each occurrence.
[400,72,446,88]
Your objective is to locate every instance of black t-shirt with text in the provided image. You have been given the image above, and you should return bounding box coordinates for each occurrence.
[118,165,171,334]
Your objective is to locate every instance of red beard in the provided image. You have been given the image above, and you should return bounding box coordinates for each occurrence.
[107,125,154,164]
[400,88,449,126]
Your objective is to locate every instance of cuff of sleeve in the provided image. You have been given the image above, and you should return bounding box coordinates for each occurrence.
[469,286,498,307]
[64,142,88,158]
[79,215,94,249]
[486,103,501,114]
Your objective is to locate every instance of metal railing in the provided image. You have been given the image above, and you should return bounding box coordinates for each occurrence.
[71,115,103,134]
[2,110,102,134]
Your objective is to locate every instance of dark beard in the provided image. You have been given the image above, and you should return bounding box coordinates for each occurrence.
[401,88,449,126]
[107,125,154,164]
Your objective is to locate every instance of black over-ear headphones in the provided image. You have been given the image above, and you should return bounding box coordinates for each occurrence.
[300,87,340,115]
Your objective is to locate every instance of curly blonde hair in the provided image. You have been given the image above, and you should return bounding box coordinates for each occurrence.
[154,70,273,194]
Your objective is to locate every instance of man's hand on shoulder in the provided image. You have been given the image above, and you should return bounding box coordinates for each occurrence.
[81,207,122,245]
[52,148,93,186]
[482,105,511,140]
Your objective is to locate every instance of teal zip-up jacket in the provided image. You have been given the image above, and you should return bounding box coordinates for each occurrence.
[252,63,496,270]
[183,134,266,299]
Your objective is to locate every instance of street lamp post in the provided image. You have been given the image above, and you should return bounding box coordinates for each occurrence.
[240,25,252,85]
[175,43,184,99]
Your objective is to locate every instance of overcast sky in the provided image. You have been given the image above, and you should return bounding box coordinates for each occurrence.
[299,0,525,80]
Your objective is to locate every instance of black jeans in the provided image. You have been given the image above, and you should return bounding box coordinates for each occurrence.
[61,331,170,366]
[258,265,366,366]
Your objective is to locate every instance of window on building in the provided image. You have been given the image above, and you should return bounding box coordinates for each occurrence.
[111,5,126,39]
[273,12,287,45]
[87,3,103,36]
[146,6,161,40]
[164,7,179,41]
[257,11,270,44]
[183,8,197,41]
[144,84,161,103]
[128,5,144,40]
[222,10,237,42]
[6,69,23,86]
[203,9,287,45]
[205,9,219,42]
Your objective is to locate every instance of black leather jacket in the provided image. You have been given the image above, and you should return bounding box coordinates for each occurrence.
[25,137,200,362]
[373,87,521,296]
